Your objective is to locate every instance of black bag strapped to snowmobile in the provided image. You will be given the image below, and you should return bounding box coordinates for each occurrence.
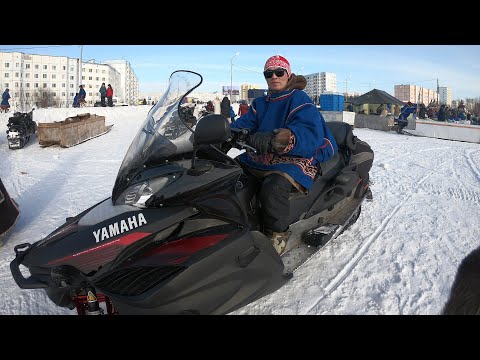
[0,178,20,237]
[6,108,37,150]
[350,139,374,198]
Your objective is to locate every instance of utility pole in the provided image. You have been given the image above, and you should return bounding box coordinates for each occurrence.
[437,78,439,104]
[230,52,239,102]
[78,45,83,96]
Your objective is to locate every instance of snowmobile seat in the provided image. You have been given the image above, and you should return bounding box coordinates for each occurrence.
[326,121,356,152]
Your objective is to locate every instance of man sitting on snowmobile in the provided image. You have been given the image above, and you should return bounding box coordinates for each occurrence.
[230,55,338,254]
[396,101,415,133]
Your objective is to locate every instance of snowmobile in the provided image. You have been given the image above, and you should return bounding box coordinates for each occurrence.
[0,178,20,239]
[10,70,374,315]
[6,108,37,149]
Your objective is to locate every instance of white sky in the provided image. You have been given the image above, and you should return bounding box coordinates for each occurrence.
[1,105,479,315]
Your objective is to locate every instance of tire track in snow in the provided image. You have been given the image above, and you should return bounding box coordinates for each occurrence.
[303,157,451,315]
[465,148,480,184]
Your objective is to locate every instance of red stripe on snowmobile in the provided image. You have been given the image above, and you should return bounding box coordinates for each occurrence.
[48,232,152,266]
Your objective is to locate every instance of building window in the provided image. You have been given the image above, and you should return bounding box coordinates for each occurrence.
[5,63,9,68]
[15,82,18,87]
[35,65,39,69]
[34,74,39,78]
[25,73,30,78]
[62,74,65,79]
[88,76,92,80]
[70,92,74,97]
[25,64,30,69]
[70,67,74,71]
[26,83,30,88]
[26,93,30,98]
[62,92,65,96]
[70,76,74,80]
[43,74,47,79]
[63,66,66,70]
[88,84,92,88]
[34,83,38,88]
[89,69,92,73]
[96,77,99,81]
[4,83,8,88]
[43,83,47,88]
[15,73,19,77]
[82,76,85,80]
[15,63,19,68]
[70,84,74,88]
[43,65,47,70]
[52,92,56,96]
[62,83,65,87]
[52,65,56,70]
[52,84,56,88]
[4,73,9,78]
[52,74,56,79]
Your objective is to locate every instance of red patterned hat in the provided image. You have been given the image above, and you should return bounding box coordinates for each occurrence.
[264,55,291,77]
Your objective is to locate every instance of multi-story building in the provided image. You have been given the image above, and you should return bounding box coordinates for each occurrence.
[240,84,259,101]
[304,72,337,103]
[0,51,139,108]
[104,60,139,105]
[394,84,437,105]
[438,86,452,106]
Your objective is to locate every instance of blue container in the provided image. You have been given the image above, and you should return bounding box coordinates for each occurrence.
[320,93,344,111]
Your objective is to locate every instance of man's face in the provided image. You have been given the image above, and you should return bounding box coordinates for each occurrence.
[264,67,290,92]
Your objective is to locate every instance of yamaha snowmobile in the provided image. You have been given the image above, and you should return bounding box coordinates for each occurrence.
[10,70,374,315]
[6,108,37,149]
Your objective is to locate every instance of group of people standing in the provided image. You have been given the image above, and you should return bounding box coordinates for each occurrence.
[99,83,114,107]
[72,83,114,107]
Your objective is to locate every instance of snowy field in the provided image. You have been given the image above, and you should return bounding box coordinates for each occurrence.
[0,105,479,315]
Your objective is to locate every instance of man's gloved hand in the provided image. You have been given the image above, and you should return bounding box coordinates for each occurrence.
[247,131,275,154]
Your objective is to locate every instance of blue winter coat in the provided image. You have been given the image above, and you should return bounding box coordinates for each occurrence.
[231,88,338,190]
[230,106,235,118]
[1,91,10,106]
[399,104,415,120]
[79,88,86,99]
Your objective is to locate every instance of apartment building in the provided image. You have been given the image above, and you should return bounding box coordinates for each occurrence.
[394,84,437,105]
[0,51,139,108]
[104,60,139,105]
[304,72,337,102]
[438,86,452,106]
[240,84,259,101]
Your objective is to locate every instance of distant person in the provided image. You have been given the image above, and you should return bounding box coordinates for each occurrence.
[376,104,384,115]
[220,95,230,119]
[1,88,11,112]
[73,93,80,108]
[396,101,415,133]
[393,104,400,117]
[79,85,86,106]
[346,102,354,112]
[106,84,114,107]
[205,100,214,113]
[238,101,249,116]
[143,98,147,105]
[99,83,107,107]
[418,104,427,119]
[213,96,221,115]
[229,105,235,123]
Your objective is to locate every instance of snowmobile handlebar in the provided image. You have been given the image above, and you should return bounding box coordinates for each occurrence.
[228,128,258,154]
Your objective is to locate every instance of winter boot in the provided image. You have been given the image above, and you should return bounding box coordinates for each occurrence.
[264,228,291,255]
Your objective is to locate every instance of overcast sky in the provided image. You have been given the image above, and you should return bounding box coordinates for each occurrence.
[1,105,479,314]
[1,45,479,99]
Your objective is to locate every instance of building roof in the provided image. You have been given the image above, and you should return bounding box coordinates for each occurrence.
[349,88,404,106]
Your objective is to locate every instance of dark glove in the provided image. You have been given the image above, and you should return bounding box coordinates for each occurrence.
[247,131,275,155]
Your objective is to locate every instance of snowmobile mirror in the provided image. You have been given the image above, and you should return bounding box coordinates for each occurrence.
[193,114,231,146]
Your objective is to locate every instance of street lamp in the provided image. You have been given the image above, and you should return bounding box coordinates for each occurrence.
[345,74,351,100]
[230,52,239,102]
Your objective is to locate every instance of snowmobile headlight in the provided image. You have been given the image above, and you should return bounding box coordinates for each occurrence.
[117,176,173,208]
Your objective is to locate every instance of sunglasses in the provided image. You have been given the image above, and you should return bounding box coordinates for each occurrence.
[263,69,287,79]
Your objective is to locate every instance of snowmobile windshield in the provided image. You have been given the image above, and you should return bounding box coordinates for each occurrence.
[112,70,202,203]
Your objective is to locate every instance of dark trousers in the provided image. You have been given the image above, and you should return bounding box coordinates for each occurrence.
[107,96,113,107]
[101,95,106,107]
[249,172,292,233]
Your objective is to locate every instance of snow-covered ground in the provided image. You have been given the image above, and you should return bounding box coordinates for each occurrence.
[1,105,479,315]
